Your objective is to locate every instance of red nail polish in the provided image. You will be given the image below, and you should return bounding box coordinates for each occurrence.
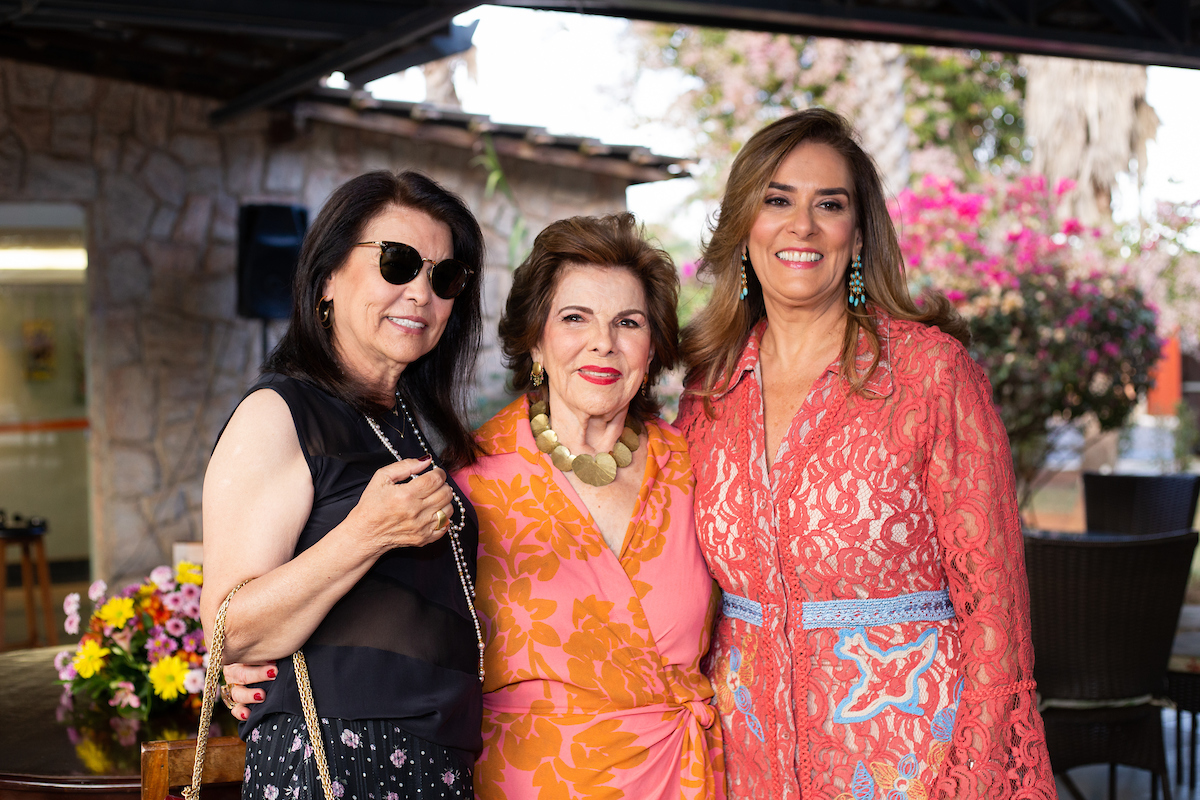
[254,691,263,701]
[240,710,248,720]
[267,669,276,679]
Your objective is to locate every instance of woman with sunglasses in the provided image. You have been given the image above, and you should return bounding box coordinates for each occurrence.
[201,170,485,800]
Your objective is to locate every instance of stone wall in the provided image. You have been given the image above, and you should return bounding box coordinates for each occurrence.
[0,58,627,583]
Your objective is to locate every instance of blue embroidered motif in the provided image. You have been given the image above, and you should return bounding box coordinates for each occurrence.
[832,626,939,724]
[722,592,764,627]
[850,760,875,800]
[727,646,765,742]
[931,677,965,742]
[801,589,955,630]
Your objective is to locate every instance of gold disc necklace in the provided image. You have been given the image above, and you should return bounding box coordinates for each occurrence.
[529,398,642,487]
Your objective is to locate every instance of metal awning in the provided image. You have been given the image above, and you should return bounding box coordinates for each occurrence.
[0,0,1195,128]
[525,0,1198,69]
[0,1,481,122]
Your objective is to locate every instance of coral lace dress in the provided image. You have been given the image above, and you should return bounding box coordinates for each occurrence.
[453,397,724,800]
[678,317,1055,800]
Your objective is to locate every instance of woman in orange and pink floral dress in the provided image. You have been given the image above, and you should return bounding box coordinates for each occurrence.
[452,213,723,800]
[678,109,1055,799]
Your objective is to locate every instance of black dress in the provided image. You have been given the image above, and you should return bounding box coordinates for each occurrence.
[223,374,481,800]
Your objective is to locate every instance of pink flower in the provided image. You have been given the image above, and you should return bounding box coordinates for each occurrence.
[1055,178,1077,197]
[165,618,187,637]
[111,627,134,653]
[60,662,78,681]
[110,716,141,747]
[149,566,175,590]
[340,729,361,749]
[330,781,344,799]
[244,766,252,783]
[386,794,398,800]
[182,630,205,653]
[389,749,407,768]
[441,770,458,786]
[184,669,205,694]
[109,681,142,709]
[291,735,303,753]
[64,613,80,636]
[1061,218,1085,236]
[182,600,201,620]
[88,580,106,603]
[162,592,184,611]
[146,634,178,661]
[250,728,260,743]
[264,786,279,800]
[63,593,80,616]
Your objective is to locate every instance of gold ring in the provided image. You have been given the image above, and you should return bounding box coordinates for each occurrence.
[220,682,238,711]
[434,509,448,530]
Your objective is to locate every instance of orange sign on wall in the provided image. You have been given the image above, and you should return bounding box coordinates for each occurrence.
[1147,332,1182,416]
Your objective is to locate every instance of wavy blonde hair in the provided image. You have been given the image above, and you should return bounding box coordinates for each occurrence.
[682,108,968,412]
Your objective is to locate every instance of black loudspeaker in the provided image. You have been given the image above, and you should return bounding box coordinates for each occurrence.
[237,204,308,319]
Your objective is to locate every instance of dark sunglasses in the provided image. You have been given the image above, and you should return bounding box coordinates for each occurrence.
[354,241,475,300]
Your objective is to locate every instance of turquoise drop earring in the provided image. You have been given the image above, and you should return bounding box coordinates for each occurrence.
[848,254,866,308]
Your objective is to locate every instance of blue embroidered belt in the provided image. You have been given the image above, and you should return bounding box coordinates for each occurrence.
[802,589,955,629]
[720,588,956,629]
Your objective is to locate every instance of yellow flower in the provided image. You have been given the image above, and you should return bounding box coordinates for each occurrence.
[97,596,136,630]
[73,639,111,679]
[75,737,114,775]
[149,655,188,700]
[175,561,203,585]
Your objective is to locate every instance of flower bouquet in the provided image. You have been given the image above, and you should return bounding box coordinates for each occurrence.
[55,562,209,720]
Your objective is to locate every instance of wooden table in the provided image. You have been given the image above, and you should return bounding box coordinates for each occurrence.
[0,647,239,799]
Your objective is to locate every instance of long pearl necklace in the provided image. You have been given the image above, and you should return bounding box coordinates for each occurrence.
[364,400,484,683]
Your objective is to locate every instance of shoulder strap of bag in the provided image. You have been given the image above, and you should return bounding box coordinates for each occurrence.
[184,582,334,800]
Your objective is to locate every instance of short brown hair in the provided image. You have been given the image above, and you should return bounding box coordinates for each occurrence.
[682,108,968,405]
[498,213,679,423]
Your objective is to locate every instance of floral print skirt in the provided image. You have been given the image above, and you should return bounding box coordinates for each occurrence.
[242,713,473,800]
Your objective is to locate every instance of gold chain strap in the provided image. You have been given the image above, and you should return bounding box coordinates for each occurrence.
[183,580,249,800]
[293,650,335,798]
[183,581,334,800]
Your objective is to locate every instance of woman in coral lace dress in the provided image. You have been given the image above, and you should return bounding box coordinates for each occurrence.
[453,213,723,800]
[677,109,1055,799]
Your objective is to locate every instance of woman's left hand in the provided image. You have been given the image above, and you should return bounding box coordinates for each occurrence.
[222,661,276,721]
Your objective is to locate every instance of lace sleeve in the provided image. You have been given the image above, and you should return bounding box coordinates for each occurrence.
[924,344,1055,799]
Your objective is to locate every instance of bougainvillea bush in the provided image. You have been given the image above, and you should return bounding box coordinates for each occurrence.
[892,174,1162,504]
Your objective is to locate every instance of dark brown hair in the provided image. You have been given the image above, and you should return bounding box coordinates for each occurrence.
[682,108,968,407]
[266,170,484,469]
[498,213,679,423]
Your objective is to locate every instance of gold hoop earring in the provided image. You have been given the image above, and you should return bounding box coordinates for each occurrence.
[531,361,544,387]
[316,297,333,329]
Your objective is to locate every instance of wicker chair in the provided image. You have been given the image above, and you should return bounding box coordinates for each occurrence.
[1082,473,1200,535]
[1025,528,1198,800]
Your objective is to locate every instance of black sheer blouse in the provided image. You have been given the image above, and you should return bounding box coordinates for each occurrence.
[225,374,482,759]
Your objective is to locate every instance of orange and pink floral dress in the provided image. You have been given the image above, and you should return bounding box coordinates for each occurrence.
[678,316,1055,800]
[453,396,724,800]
